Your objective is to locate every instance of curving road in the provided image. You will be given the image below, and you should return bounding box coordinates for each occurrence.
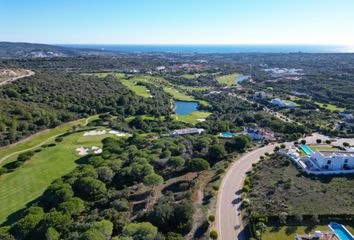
[216,144,278,240]
[215,133,352,240]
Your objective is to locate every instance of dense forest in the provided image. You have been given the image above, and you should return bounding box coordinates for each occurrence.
[0,71,171,146]
[0,113,243,239]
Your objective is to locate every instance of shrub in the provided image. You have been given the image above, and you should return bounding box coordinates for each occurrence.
[210,230,218,239]
[208,215,215,222]
[242,185,250,193]
[17,151,35,162]
[244,177,251,185]
[55,137,63,143]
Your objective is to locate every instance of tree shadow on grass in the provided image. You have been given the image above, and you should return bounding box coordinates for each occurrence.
[285,226,298,235]
[305,225,316,234]
[1,155,89,227]
[270,226,281,232]
[1,195,41,227]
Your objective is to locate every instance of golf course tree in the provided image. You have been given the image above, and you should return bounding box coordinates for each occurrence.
[227,135,251,152]
[0,70,172,146]
[0,126,230,239]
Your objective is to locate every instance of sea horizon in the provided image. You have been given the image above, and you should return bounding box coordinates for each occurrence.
[59,44,354,54]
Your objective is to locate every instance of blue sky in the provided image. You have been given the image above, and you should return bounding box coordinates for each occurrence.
[1,0,354,45]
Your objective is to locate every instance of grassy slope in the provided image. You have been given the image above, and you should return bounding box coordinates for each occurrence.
[0,127,118,225]
[215,73,241,86]
[163,87,195,101]
[121,80,151,98]
[263,225,354,240]
[0,116,99,165]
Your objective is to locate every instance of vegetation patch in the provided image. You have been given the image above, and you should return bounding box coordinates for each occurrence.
[215,73,241,86]
[290,96,345,112]
[248,153,354,216]
[173,112,211,124]
[0,127,114,224]
[121,80,151,98]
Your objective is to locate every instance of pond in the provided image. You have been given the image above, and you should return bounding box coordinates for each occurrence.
[235,75,251,83]
[174,101,198,115]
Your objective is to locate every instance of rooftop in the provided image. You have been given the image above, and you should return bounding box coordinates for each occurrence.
[318,150,354,157]
[295,231,339,240]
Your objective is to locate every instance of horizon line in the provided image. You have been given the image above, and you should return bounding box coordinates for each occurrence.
[1,41,353,47]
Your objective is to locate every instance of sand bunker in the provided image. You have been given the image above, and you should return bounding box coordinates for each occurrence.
[109,130,131,137]
[76,146,103,156]
[83,130,106,136]
[76,147,89,156]
[196,118,206,122]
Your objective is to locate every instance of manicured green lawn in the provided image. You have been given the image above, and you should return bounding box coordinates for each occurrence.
[215,73,241,86]
[121,80,151,98]
[309,145,337,151]
[178,85,209,91]
[290,96,345,111]
[0,116,98,166]
[180,73,209,79]
[163,87,195,101]
[0,127,120,225]
[173,111,211,124]
[125,115,165,122]
[263,225,354,240]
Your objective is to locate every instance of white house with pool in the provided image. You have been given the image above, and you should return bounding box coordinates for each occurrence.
[309,150,354,170]
[282,145,354,175]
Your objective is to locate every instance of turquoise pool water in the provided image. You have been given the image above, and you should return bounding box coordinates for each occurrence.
[220,132,238,137]
[300,145,313,155]
[329,222,354,240]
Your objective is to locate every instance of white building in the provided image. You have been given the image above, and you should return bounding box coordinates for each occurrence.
[270,98,296,108]
[244,126,275,141]
[169,128,204,137]
[310,150,354,170]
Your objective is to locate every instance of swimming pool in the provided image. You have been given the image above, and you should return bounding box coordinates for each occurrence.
[329,222,354,240]
[300,145,313,155]
[219,132,238,138]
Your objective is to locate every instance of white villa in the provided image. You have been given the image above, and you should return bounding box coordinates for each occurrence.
[283,146,354,174]
[169,128,204,137]
[309,150,354,170]
[271,98,296,108]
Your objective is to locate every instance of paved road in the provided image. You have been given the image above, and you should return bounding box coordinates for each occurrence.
[216,144,278,240]
[215,133,353,240]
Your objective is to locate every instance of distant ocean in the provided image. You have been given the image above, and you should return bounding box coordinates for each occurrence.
[60,44,353,54]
